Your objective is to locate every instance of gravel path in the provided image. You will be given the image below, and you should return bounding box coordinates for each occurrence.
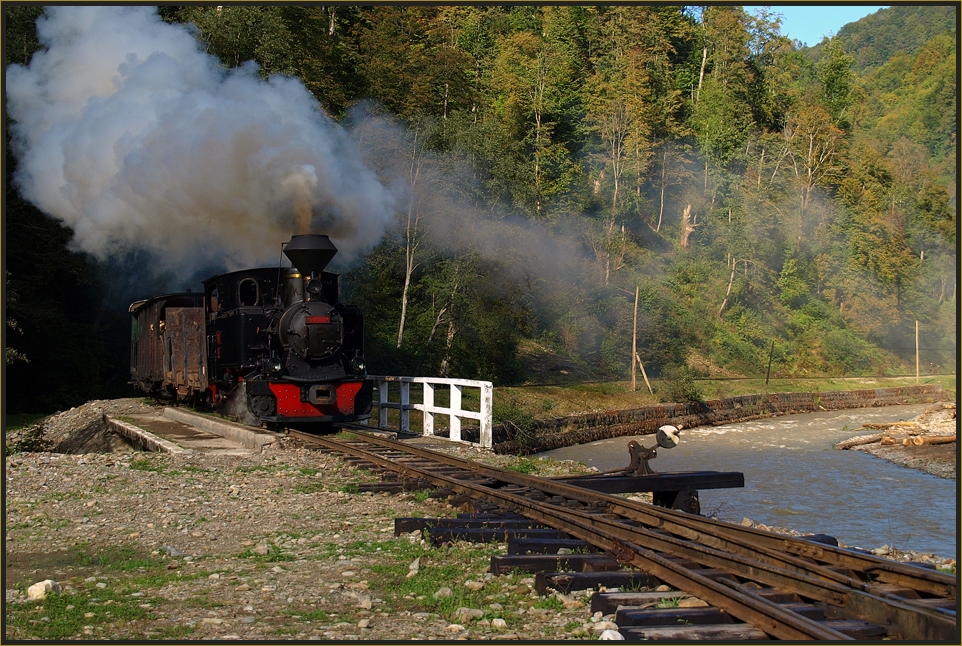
[5,398,956,640]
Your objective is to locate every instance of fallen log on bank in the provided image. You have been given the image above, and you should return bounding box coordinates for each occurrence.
[903,435,957,446]
[836,434,884,450]
[862,421,921,430]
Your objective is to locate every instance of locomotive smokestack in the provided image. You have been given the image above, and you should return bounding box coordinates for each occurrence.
[283,234,338,277]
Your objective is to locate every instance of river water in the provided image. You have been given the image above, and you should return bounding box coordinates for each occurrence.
[537,404,957,558]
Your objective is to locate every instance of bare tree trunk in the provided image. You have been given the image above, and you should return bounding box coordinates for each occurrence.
[696,46,707,105]
[631,286,638,391]
[836,434,884,449]
[680,204,696,249]
[439,319,456,376]
[657,150,667,232]
[397,128,424,349]
[718,263,737,317]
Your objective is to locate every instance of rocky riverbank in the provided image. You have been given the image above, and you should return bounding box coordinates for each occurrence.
[834,402,957,480]
[4,398,956,640]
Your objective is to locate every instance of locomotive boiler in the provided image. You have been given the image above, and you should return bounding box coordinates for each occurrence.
[129,234,373,428]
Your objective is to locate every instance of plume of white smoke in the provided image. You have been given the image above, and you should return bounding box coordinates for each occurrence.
[5,6,395,272]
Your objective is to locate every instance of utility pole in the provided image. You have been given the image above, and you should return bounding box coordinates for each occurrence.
[916,320,920,384]
[765,340,775,385]
[632,286,638,391]
[631,286,653,395]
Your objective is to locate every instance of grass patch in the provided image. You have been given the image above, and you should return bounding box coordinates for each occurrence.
[362,539,506,616]
[5,590,154,640]
[128,458,165,473]
[4,557,210,640]
[656,595,687,608]
[534,595,564,610]
[412,489,433,503]
[503,458,539,474]
[74,545,166,572]
[496,375,956,420]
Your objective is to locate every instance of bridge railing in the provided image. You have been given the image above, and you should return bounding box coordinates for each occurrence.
[366,376,494,449]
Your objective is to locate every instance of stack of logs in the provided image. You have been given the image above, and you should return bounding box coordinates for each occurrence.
[836,402,956,450]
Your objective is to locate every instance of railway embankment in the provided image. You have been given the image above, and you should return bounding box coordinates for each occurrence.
[492,384,946,454]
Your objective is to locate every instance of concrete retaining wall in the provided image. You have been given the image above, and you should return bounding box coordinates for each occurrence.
[105,415,188,454]
[163,408,278,451]
[492,385,946,455]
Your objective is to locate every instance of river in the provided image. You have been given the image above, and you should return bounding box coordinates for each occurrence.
[537,403,957,558]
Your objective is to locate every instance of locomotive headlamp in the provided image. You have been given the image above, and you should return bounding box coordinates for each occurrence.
[268,356,283,374]
[350,356,366,373]
[306,278,323,297]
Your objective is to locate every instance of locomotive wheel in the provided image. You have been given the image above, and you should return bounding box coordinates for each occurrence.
[248,394,276,417]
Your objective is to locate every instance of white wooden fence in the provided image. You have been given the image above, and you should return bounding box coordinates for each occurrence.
[367,376,494,449]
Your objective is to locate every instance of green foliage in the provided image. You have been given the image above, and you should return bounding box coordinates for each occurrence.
[493,394,536,446]
[503,458,538,474]
[3,3,955,411]
[827,5,956,72]
[128,458,165,473]
[656,595,687,609]
[658,365,704,403]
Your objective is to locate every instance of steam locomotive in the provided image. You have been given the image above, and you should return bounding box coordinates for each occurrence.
[129,234,373,427]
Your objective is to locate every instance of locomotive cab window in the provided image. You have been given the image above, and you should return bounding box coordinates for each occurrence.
[208,287,219,312]
[238,278,259,307]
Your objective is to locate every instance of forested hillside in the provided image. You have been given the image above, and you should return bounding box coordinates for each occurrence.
[4,5,956,413]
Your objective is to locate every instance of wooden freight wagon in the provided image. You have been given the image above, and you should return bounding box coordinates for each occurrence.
[129,292,207,399]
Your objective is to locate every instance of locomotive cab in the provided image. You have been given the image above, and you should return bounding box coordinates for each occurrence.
[202,234,372,427]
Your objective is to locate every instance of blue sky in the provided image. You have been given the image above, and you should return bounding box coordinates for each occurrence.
[746,5,889,47]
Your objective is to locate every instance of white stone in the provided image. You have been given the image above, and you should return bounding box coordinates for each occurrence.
[464,580,484,591]
[446,624,465,633]
[600,629,624,640]
[591,621,619,633]
[491,618,508,629]
[27,580,61,601]
[678,597,709,608]
[433,587,452,599]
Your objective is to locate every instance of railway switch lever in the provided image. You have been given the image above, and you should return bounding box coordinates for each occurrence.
[626,425,681,476]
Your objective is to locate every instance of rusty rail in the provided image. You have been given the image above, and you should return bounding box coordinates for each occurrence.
[291,428,957,641]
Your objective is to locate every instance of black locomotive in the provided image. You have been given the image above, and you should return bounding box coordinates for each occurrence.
[129,234,373,427]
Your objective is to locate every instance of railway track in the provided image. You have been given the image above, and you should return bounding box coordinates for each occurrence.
[289,428,957,641]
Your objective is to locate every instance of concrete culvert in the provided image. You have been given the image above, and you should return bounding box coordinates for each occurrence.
[5,398,162,455]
